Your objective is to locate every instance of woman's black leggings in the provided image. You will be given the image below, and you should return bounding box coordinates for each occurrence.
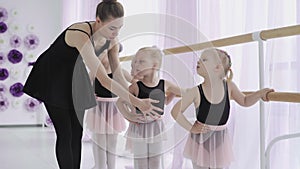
[45,104,84,169]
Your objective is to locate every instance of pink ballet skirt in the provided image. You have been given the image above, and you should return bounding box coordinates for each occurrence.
[183,122,234,168]
[125,118,166,152]
[85,97,126,134]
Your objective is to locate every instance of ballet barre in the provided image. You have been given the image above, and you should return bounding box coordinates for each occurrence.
[120,24,300,61]
[243,91,300,103]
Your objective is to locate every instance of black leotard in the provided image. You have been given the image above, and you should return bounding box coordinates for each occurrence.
[23,22,108,111]
[135,80,165,115]
[196,81,230,125]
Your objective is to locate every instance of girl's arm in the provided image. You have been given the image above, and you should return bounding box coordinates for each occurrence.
[165,92,176,105]
[67,31,162,116]
[171,87,197,131]
[228,80,274,107]
[164,80,186,105]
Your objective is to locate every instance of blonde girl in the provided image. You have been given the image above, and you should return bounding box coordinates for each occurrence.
[117,46,184,169]
[171,48,274,169]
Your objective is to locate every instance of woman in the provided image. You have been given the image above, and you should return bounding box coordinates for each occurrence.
[23,1,161,168]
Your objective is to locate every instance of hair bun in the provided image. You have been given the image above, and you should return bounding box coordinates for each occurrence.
[102,0,117,3]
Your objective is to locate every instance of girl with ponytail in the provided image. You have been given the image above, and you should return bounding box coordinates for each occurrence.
[171,48,273,169]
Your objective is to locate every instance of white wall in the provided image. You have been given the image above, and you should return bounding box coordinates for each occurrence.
[0,0,63,125]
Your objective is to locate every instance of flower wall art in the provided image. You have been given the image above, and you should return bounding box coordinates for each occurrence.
[0,6,44,125]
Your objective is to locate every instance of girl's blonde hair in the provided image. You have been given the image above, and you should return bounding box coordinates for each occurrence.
[203,48,233,81]
[137,46,163,68]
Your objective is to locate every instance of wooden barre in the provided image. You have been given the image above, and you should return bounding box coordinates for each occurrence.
[119,24,300,61]
[168,91,300,103]
[243,92,300,103]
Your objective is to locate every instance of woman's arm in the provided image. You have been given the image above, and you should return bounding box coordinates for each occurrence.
[108,39,129,88]
[116,98,145,123]
[122,68,133,83]
[116,83,146,123]
[67,31,162,116]
[228,80,274,107]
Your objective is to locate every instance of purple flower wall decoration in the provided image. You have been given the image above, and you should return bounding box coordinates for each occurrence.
[24,34,39,50]
[0,7,8,22]
[9,82,23,97]
[28,62,35,66]
[45,115,53,126]
[0,95,9,111]
[8,49,23,64]
[24,98,40,112]
[0,52,6,64]
[0,68,9,80]
[0,83,6,93]
[10,35,22,48]
[0,22,7,33]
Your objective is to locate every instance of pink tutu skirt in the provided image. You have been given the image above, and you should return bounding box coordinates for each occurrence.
[125,119,166,151]
[184,127,234,168]
[85,97,126,134]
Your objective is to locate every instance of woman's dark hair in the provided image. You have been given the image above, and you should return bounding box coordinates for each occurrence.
[96,0,124,22]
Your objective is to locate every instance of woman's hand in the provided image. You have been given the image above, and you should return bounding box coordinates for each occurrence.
[137,98,163,120]
[190,121,210,134]
[125,114,147,124]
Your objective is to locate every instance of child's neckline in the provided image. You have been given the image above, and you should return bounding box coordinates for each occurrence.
[138,79,161,89]
[199,82,226,105]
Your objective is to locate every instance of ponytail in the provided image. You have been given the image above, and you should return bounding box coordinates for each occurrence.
[226,68,233,81]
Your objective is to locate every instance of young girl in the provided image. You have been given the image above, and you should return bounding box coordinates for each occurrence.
[85,46,130,169]
[117,46,184,169]
[171,48,274,169]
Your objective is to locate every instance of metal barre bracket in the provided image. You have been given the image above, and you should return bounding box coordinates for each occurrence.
[252,31,265,42]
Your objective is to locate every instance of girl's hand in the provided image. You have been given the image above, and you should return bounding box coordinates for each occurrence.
[190,121,210,134]
[261,88,274,102]
[137,98,162,120]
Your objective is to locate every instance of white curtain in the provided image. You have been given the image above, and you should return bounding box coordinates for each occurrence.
[159,0,300,169]
[62,0,100,28]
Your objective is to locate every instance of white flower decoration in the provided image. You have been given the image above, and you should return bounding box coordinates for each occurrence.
[9,67,21,80]
[11,99,21,108]
[27,24,35,33]
[24,53,37,63]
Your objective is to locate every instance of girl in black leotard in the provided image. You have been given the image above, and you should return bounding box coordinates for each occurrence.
[117,46,184,169]
[171,48,274,169]
[23,1,162,168]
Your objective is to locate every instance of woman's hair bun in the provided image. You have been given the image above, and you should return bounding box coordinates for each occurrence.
[102,0,117,3]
